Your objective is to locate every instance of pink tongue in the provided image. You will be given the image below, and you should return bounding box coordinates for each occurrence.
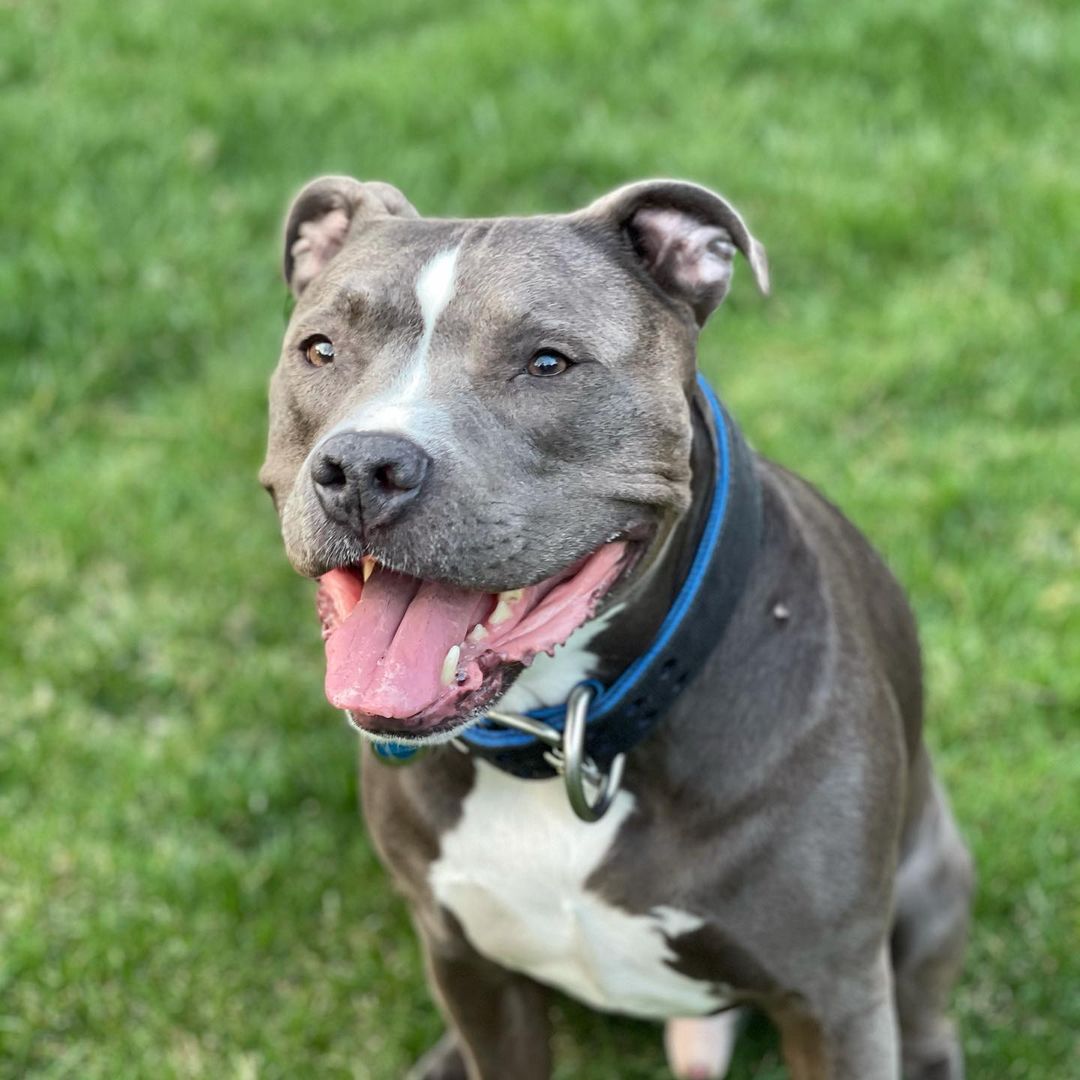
[325,569,487,718]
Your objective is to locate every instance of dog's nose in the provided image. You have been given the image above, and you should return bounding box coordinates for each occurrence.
[312,431,431,530]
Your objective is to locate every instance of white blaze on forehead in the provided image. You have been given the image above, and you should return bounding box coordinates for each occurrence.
[415,246,460,343]
[310,245,462,454]
[374,243,460,416]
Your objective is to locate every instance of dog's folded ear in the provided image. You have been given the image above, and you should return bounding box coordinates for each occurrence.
[283,175,419,297]
[581,180,769,326]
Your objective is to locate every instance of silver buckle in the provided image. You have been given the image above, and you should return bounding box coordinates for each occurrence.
[473,682,626,823]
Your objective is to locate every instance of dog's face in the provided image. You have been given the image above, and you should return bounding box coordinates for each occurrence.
[260,177,766,741]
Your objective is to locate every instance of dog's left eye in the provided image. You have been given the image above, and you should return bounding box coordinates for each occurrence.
[526,351,571,377]
[301,335,335,367]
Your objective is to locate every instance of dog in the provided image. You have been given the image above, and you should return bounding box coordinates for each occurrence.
[259,175,974,1079]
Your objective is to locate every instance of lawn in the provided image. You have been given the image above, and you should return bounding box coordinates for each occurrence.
[1,0,1077,1076]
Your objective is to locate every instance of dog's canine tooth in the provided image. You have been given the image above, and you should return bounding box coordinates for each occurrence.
[361,556,376,582]
[440,645,461,686]
[489,589,524,626]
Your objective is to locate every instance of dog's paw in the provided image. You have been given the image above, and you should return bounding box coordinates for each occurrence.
[902,1023,965,1080]
[405,1031,468,1080]
[663,1010,744,1079]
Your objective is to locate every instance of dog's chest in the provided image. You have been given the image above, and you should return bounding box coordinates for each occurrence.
[428,763,728,1019]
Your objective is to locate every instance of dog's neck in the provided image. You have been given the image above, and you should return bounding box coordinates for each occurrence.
[498,389,717,713]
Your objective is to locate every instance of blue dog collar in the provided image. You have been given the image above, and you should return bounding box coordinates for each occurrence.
[372,739,424,763]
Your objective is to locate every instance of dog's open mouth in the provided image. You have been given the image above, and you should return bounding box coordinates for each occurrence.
[315,541,635,740]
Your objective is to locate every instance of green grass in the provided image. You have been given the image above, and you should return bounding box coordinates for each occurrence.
[1,0,1077,1076]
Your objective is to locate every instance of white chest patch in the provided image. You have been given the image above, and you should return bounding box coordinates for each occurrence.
[429,763,729,1019]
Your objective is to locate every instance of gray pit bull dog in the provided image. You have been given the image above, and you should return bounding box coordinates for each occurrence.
[260,176,974,1079]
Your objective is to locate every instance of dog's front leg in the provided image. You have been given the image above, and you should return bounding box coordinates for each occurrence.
[411,928,552,1080]
[771,950,901,1080]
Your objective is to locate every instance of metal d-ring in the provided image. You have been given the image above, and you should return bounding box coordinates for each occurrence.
[482,683,625,823]
[561,682,626,822]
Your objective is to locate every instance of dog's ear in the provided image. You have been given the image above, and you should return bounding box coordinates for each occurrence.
[581,180,769,325]
[283,175,419,297]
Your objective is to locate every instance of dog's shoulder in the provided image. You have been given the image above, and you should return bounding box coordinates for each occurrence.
[756,455,923,750]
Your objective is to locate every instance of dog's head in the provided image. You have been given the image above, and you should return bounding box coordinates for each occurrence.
[260,177,766,740]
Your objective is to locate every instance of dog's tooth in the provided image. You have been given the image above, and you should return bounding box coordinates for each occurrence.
[489,589,524,626]
[361,557,376,582]
[467,623,488,643]
[440,645,461,687]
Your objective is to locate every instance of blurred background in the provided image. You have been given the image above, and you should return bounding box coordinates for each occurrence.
[1,1,1077,1076]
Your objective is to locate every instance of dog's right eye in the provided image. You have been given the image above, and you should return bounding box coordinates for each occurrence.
[526,350,571,377]
[300,335,335,367]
